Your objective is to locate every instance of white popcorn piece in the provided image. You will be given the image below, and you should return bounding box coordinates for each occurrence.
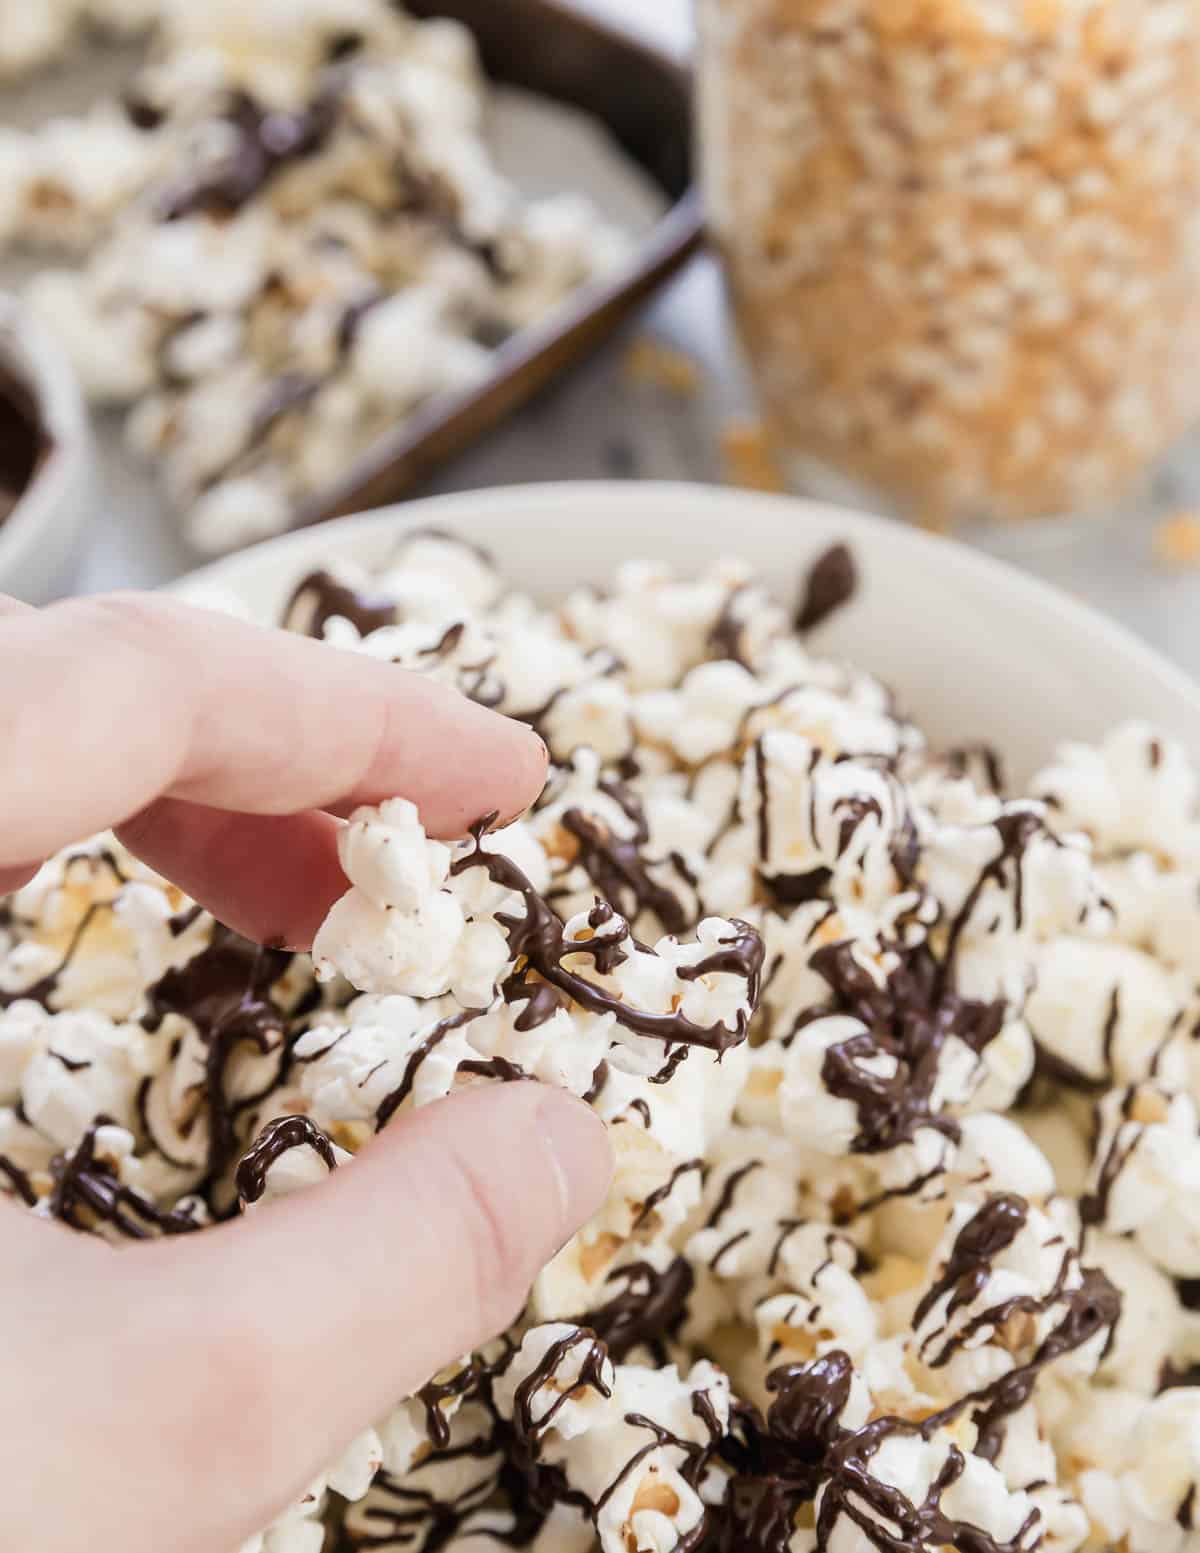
[1083,1084,1200,1268]
[313,864,498,1008]
[0,0,79,77]
[752,1227,878,1369]
[814,1425,1040,1553]
[19,1008,142,1150]
[912,1194,1116,1409]
[337,799,453,914]
[740,732,911,910]
[1032,723,1198,859]
[562,559,785,694]
[1121,1389,1200,1536]
[343,1402,503,1551]
[953,1113,1056,1204]
[26,270,159,404]
[1026,937,1183,1087]
[494,1330,728,1553]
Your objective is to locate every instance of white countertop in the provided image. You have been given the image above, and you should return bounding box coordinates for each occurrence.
[63,0,1200,681]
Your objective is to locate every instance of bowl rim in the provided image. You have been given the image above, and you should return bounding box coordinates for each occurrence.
[173,477,1200,784]
[0,294,90,581]
[170,476,1200,711]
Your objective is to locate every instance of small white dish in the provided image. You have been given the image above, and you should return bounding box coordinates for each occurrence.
[172,480,1200,786]
[0,293,91,603]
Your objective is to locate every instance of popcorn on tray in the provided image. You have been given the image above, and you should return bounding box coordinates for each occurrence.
[3,0,632,552]
[4,530,1200,1553]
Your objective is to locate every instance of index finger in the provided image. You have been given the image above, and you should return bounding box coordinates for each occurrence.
[0,592,547,866]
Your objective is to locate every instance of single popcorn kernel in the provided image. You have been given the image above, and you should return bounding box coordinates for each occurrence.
[1129,1089,1171,1126]
[1153,511,1200,570]
[863,1255,926,1301]
[623,337,703,398]
[630,1476,682,1518]
[720,418,786,494]
[997,1309,1040,1354]
[580,1232,625,1282]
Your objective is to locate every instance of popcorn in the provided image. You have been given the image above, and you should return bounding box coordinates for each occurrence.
[1025,937,1184,1088]
[3,4,630,552]
[1032,723,1199,860]
[312,815,509,1007]
[3,536,1198,1552]
[911,1194,1118,1411]
[494,1328,729,1553]
[18,1008,143,1150]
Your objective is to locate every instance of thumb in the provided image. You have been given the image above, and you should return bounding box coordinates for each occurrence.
[146,1083,611,1549]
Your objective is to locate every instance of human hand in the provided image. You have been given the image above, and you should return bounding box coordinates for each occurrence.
[0,592,612,1553]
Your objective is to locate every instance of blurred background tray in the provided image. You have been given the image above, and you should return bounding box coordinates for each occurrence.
[300,0,702,526]
[0,0,701,583]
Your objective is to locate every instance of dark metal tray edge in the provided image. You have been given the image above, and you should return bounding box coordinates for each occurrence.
[295,0,703,529]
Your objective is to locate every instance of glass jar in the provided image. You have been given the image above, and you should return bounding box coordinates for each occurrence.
[697,0,1200,528]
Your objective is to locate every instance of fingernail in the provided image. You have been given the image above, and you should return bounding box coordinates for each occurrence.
[538,1090,613,1233]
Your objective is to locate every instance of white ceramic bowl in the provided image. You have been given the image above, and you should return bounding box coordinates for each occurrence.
[0,294,92,603]
[174,481,1200,786]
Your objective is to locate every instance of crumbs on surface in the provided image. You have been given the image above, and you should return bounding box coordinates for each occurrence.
[622,336,703,398]
[720,415,785,493]
[1153,510,1200,569]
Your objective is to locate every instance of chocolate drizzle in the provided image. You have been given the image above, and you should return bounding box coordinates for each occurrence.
[235,1114,338,1206]
[159,89,339,221]
[706,1292,1117,1553]
[927,1263,1120,1464]
[943,744,1007,796]
[704,1353,852,1553]
[0,1153,36,1205]
[753,738,771,865]
[510,1329,612,1470]
[418,1361,488,1452]
[0,364,51,529]
[1079,1088,1142,1227]
[450,818,763,1059]
[795,545,857,634]
[375,1009,482,1130]
[0,901,107,1012]
[708,585,752,666]
[943,810,1046,972]
[809,940,1003,1154]
[456,1056,533,1085]
[913,1194,1028,1331]
[48,1122,201,1239]
[583,1258,695,1365]
[284,569,403,638]
[633,1160,704,1231]
[338,290,385,353]
[505,975,569,1033]
[562,777,692,934]
[813,1427,1038,1553]
[123,93,167,132]
[144,927,292,1183]
[704,1161,763,1229]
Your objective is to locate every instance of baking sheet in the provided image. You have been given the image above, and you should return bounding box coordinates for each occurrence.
[0,38,668,591]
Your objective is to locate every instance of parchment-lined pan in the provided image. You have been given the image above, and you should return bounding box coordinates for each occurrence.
[295,0,701,527]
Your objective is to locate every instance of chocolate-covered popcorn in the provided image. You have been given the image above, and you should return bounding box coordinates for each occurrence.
[3,533,1198,1552]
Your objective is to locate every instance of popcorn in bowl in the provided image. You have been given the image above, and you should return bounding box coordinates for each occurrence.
[4,527,1200,1553]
